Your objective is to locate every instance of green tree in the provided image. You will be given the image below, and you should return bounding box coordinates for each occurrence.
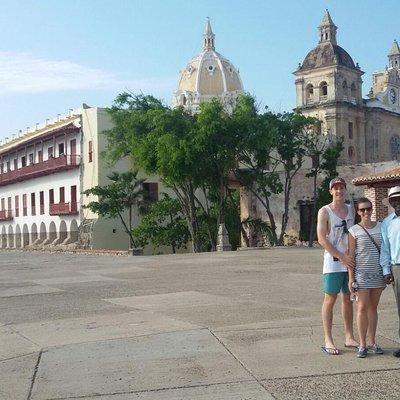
[83,170,146,249]
[105,93,205,252]
[232,96,281,245]
[233,97,311,245]
[316,136,344,210]
[273,112,311,245]
[193,99,239,229]
[132,194,190,253]
[297,119,326,246]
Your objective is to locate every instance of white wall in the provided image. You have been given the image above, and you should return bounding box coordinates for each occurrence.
[0,169,80,232]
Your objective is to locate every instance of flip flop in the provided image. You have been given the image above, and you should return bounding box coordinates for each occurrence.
[344,344,359,348]
[321,346,340,355]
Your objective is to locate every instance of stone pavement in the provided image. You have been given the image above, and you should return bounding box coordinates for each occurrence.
[0,248,400,400]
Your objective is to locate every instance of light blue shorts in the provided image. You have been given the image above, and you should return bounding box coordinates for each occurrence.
[323,272,350,294]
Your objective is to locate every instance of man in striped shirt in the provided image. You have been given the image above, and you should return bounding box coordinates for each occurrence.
[380,185,400,357]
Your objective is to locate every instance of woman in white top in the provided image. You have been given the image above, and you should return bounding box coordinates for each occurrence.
[348,197,385,358]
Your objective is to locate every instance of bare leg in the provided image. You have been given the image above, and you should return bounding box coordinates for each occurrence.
[356,289,370,348]
[366,288,383,346]
[342,292,359,346]
[322,293,338,351]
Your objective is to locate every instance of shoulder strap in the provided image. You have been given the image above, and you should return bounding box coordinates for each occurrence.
[357,224,380,254]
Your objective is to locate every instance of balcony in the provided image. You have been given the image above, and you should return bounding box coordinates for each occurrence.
[0,155,80,187]
[0,210,13,221]
[49,202,79,216]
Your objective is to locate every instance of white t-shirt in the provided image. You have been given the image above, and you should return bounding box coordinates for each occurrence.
[322,204,354,274]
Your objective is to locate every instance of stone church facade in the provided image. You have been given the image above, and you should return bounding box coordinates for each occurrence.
[254,11,400,244]
[294,10,400,165]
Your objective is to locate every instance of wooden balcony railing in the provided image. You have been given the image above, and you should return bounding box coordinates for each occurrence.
[0,155,80,187]
[49,202,79,216]
[0,210,13,221]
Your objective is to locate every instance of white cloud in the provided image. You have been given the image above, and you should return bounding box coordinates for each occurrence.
[0,52,176,96]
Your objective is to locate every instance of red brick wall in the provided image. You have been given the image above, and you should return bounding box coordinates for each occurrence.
[364,186,388,221]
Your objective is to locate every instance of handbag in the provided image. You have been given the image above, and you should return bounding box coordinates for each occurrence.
[357,224,380,254]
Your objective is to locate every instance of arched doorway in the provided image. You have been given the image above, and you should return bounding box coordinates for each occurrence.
[8,225,14,248]
[70,219,79,243]
[31,223,38,244]
[59,220,68,243]
[22,224,30,247]
[49,221,57,243]
[39,222,47,243]
[1,226,6,248]
[15,225,22,248]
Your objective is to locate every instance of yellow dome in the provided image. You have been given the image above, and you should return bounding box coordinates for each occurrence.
[172,20,243,111]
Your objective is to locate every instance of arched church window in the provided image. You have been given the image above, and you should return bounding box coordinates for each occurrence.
[348,146,355,159]
[306,84,314,103]
[348,122,353,139]
[182,94,187,106]
[319,82,328,97]
[390,135,400,160]
[342,81,348,97]
[350,83,356,98]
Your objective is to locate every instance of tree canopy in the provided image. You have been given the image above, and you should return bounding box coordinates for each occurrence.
[103,92,342,251]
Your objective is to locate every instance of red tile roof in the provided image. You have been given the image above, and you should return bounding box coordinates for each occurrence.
[352,166,400,185]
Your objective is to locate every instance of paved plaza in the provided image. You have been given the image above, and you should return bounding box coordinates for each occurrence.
[1,248,400,399]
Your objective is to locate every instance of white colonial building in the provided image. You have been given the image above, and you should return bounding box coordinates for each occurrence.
[0,20,244,252]
[0,105,161,251]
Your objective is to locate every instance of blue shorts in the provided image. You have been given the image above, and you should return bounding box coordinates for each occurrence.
[323,272,350,294]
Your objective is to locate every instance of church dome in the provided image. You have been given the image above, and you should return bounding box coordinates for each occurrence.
[298,10,357,72]
[300,42,356,70]
[172,20,243,111]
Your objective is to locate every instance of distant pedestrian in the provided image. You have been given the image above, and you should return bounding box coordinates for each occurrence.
[380,186,400,357]
[348,197,385,358]
[317,177,358,355]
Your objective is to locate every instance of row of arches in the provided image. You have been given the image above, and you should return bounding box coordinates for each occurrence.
[0,220,79,249]
[305,81,357,103]
[306,81,328,102]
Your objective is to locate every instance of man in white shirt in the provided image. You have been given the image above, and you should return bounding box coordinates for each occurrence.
[380,185,400,357]
[317,177,358,355]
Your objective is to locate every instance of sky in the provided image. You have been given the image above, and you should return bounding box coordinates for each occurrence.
[1,0,400,140]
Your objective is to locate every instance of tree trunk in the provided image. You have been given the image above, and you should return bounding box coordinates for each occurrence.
[308,174,318,247]
[278,171,292,245]
[194,192,216,251]
[172,184,202,253]
[117,210,136,249]
[129,205,133,248]
[240,224,250,247]
[262,193,278,245]
[170,214,176,254]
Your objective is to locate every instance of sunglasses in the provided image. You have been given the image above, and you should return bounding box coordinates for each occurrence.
[358,207,372,213]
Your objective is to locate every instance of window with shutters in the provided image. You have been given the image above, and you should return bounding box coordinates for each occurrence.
[40,191,44,215]
[59,187,65,203]
[31,193,36,216]
[23,194,27,216]
[15,196,19,217]
[49,189,54,205]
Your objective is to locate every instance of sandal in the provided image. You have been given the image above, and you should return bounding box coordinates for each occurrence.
[368,344,384,354]
[321,346,340,355]
[357,347,368,358]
